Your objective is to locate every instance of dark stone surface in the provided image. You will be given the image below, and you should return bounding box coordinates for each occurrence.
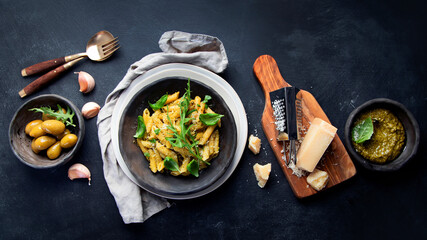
[0,0,426,239]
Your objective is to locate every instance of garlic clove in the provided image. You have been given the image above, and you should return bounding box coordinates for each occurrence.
[68,163,91,185]
[81,102,101,119]
[75,71,95,93]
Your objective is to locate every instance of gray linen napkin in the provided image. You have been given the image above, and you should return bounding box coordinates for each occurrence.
[96,31,228,224]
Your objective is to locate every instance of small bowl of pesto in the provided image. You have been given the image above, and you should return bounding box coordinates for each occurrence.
[344,98,419,171]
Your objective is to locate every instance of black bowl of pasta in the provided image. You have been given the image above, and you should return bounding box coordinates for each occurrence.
[118,77,237,198]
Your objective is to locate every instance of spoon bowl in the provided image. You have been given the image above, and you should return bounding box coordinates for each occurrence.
[79,30,119,61]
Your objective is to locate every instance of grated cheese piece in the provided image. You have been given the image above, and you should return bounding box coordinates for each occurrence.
[253,163,271,188]
[306,169,329,191]
[248,135,261,155]
[286,160,305,178]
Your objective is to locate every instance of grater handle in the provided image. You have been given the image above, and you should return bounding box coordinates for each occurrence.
[253,55,291,95]
[284,87,300,140]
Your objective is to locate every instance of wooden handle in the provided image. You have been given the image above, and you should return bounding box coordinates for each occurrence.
[19,58,83,98]
[21,57,66,77]
[253,55,291,94]
[253,55,356,198]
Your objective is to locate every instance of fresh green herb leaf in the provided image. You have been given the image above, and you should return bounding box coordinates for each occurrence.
[352,117,374,143]
[134,116,146,138]
[166,137,184,148]
[164,81,203,161]
[149,139,156,143]
[164,157,180,172]
[199,113,223,126]
[29,105,76,127]
[187,159,200,177]
[202,95,212,109]
[154,128,160,135]
[149,94,168,111]
[144,152,150,157]
[186,109,196,116]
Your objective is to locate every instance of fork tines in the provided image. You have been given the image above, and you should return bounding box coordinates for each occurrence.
[102,37,120,58]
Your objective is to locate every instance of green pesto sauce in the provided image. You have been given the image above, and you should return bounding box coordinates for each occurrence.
[352,108,405,164]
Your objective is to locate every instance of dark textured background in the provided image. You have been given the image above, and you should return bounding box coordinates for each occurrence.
[1,0,426,239]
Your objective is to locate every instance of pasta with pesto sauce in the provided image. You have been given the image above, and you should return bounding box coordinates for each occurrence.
[134,80,222,177]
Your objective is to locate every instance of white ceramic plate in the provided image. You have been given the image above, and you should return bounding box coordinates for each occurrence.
[111,63,248,199]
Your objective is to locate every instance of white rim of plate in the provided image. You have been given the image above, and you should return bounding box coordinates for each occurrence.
[111,63,248,199]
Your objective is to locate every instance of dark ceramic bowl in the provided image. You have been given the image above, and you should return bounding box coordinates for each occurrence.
[9,94,85,169]
[118,78,237,197]
[344,98,419,171]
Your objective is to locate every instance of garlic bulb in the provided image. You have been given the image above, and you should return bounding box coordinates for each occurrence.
[81,102,100,119]
[68,163,91,185]
[75,71,95,93]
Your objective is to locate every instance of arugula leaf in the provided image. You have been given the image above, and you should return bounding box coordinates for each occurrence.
[187,159,199,177]
[164,157,180,172]
[352,117,374,143]
[149,139,156,143]
[186,109,196,117]
[29,105,76,127]
[166,136,185,148]
[154,128,160,135]
[149,94,168,111]
[199,113,223,126]
[144,152,150,157]
[202,95,212,109]
[164,82,202,162]
[162,80,218,177]
[133,116,146,138]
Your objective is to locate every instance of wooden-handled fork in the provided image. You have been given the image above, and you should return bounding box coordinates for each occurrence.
[19,30,119,98]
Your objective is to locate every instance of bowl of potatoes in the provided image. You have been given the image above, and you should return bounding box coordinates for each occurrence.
[9,94,85,169]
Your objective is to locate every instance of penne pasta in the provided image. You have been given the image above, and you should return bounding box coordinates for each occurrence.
[143,108,153,135]
[134,83,223,177]
[165,92,180,104]
[199,125,216,145]
[148,149,157,173]
[156,142,177,161]
[202,144,210,161]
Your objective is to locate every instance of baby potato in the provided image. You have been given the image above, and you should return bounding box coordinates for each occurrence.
[34,136,57,151]
[42,109,66,121]
[47,141,62,159]
[42,113,55,121]
[60,134,78,148]
[55,128,71,140]
[29,124,46,138]
[31,138,41,154]
[25,120,43,135]
[41,120,65,135]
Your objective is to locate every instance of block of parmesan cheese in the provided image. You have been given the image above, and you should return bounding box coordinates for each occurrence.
[248,135,261,155]
[296,118,337,172]
[306,169,329,191]
[253,163,271,188]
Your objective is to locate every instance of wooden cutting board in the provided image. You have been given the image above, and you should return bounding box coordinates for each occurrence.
[253,55,356,198]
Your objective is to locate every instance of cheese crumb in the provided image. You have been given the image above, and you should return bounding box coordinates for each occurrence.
[248,135,261,155]
[306,169,329,191]
[286,160,305,178]
[253,163,271,188]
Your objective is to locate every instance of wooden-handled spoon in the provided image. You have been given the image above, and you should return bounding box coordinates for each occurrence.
[21,30,119,77]
[19,31,119,98]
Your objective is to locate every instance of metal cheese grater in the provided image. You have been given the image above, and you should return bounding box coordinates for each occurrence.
[270,87,302,165]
